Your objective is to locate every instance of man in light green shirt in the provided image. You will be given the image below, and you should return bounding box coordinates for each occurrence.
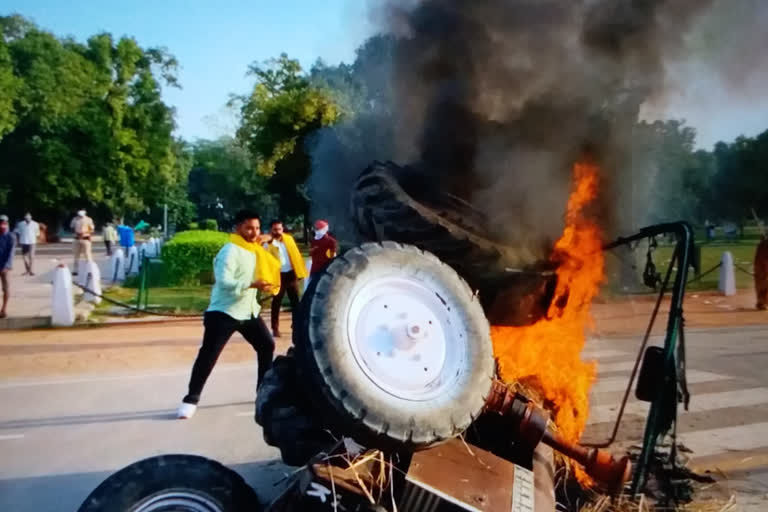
[178,210,275,419]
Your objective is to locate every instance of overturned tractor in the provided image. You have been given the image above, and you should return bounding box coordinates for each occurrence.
[78,163,642,512]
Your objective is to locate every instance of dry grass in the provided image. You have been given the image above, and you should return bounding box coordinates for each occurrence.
[577,491,737,512]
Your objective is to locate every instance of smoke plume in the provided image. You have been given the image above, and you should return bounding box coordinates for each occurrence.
[308,0,765,254]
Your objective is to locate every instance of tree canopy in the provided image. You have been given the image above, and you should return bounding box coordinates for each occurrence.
[187,136,275,228]
[234,54,341,224]
[0,15,185,227]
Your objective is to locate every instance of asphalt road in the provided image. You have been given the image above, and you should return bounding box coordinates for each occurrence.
[0,363,289,511]
[1,324,768,510]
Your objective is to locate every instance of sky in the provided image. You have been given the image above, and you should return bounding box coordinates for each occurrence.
[3,0,767,149]
[2,0,373,141]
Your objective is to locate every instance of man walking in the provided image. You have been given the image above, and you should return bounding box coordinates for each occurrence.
[309,219,338,279]
[70,210,95,274]
[0,215,15,319]
[265,220,308,338]
[178,210,280,419]
[103,221,118,256]
[14,213,40,275]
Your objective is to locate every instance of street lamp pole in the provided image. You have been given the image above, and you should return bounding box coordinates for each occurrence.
[163,203,168,240]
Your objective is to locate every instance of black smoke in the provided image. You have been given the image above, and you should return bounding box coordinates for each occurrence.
[308,0,762,257]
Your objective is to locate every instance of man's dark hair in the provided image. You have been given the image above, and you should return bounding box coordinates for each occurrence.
[270,219,283,227]
[234,209,260,225]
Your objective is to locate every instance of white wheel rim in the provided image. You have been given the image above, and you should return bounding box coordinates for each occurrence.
[132,490,224,512]
[346,275,467,401]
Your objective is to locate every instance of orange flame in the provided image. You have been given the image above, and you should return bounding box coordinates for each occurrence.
[491,162,603,480]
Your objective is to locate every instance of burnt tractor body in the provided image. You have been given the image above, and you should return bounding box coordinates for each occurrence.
[351,161,558,327]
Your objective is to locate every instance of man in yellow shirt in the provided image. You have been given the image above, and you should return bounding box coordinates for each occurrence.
[264,220,308,337]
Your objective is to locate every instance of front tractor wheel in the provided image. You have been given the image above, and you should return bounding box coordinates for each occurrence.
[295,242,496,450]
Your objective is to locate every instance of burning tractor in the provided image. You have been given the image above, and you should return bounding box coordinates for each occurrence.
[79,161,695,511]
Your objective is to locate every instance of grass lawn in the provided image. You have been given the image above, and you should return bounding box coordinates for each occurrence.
[95,285,213,315]
[604,237,758,293]
[657,240,757,291]
[96,283,302,316]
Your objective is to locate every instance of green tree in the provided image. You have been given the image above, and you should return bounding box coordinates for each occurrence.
[0,15,183,230]
[188,137,275,228]
[234,54,341,233]
[0,23,20,142]
[710,131,768,226]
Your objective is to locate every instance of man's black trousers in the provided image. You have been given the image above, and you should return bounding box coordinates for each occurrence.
[182,311,275,405]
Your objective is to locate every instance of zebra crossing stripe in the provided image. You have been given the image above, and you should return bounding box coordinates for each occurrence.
[678,421,768,458]
[595,360,637,373]
[591,370,730,394]
[588,387,768,425]
[582,349,630,359]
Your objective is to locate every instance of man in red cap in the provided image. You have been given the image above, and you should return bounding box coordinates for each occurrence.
[309,219,337,280]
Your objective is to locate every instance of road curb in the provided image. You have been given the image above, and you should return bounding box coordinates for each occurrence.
[0,316,52,330]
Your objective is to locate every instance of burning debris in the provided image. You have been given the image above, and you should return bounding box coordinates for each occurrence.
[492,161,604,485]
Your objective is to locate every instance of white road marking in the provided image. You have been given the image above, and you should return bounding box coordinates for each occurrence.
[596,360,637,374]
[680,422,768,458]
[588,387,768,425]
[0,434,25,440]
[0,363,255,389]
[582,349,630,360]
[591,370,730,394]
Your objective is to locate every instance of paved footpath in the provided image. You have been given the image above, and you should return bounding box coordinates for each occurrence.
[1,242,113,326]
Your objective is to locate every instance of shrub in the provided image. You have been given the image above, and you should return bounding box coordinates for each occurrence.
[187,222,199,230]
[162,230,229,285]
[201,218,218,231]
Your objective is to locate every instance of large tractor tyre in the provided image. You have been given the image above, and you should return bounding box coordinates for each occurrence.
[351,161,557,326]
[255,351,336,466]
[295,242,495,451]
[78,454,261,512]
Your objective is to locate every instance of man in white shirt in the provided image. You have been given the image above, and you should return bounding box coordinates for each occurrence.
[264,220,308,337]
[14,213,40,276]
[177,209,276,419]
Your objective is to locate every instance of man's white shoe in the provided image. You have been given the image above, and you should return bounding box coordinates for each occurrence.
[177,402,197,419]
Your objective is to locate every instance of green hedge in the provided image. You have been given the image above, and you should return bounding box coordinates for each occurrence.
[162,230,229,285]
[201,218,218,231]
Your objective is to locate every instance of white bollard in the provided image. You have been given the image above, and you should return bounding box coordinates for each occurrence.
[77,260,90,287]
[51,265,75,327]
[127,246,140,275]
[111,248,126,282]
[718,251,736,296]
[83,261,102,304]
[149,238,157,257]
